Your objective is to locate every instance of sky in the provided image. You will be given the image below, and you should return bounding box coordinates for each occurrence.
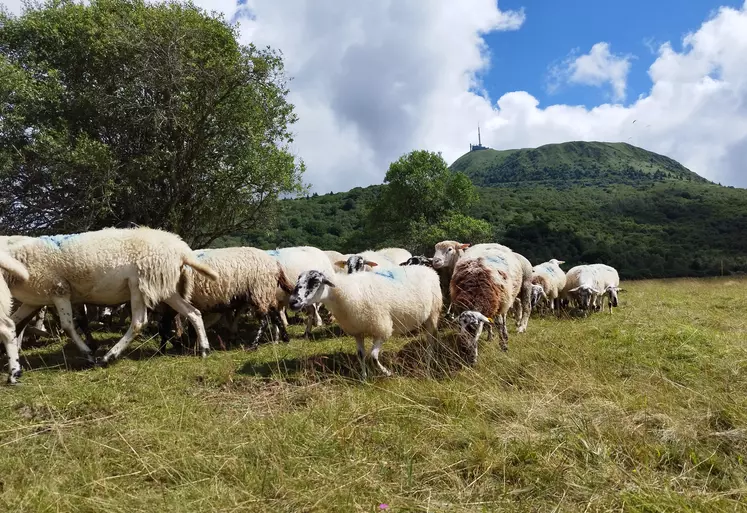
[3,0,747,192]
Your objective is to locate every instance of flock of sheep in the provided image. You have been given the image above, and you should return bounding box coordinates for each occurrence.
[0,226,622,384]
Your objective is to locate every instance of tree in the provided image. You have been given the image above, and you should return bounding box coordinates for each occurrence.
[0,0,304,247]
[362,150,486,252]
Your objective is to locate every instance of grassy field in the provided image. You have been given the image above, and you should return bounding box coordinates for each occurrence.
[2,277,747,512]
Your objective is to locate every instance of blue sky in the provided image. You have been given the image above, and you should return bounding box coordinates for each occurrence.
[481,0,744,108]
[5,0,747,189]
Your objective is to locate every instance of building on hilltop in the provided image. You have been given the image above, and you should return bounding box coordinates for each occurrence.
[469,124,489,152]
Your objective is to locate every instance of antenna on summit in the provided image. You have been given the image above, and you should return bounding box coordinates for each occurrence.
[470,123,488,152]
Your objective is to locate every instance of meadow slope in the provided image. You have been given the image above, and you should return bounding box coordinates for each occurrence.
[1,277,747,512]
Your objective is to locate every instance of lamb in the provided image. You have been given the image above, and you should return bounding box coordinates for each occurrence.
[265,246,335,337]
[562,265,602,311]
[530,259,567,313]
[432,241,534,333]
[449,253,525,360]
[588,263,622,313]
[1,251,30,384]
[288,265,442,379]
[0,227,218,373]
[158,247,294,349]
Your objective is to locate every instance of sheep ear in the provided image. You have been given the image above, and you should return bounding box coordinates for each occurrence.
[617,287,625,292]
[458,243,470,250]
[334,260,346,268]
[322,277,336,288]
[475,312,492,324]
[557,260,565,265]
[568,286,580,292]
[365,261,378,267]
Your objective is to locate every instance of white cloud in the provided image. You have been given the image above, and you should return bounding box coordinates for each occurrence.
[4,1,747,190]
[558,42,633,102]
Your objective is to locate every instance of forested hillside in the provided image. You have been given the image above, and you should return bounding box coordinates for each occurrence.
[228,142,747,280]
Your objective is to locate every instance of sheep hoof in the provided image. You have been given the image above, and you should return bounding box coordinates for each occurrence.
[6,369,22,385]
[245,343,259,352]
[94,357,109,368]
[200,349,209,359]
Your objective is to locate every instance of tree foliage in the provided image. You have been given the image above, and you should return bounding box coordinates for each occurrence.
[0,0,304,246]
[361,150,484,249]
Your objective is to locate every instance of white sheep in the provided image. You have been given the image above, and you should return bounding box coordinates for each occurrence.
[265,246,335,337]
[588,263,622,313]
[562,265,602,312]
[531,259,567,313]
[375,247,412,265]
[159,247,294,349]
[1,251,30,384]
[288,265,442,378]
[433,241,533,333]
[449,253,525,361]
[0,227,218,372]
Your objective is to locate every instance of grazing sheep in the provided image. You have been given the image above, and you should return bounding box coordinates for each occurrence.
[589,263,622,313]
[1,251,30,384]
[457,311,493,366]
[562,265,602,311]
[449,254,524,357]
[159,247,293,349]
[265,246,335,337]
[0,227,218,371]
[288,265,442,379]
[531,259,567,313]
[433,241,533,333]
[400,255,433,267]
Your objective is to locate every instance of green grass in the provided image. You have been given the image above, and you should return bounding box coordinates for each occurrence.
[2,277,747,512]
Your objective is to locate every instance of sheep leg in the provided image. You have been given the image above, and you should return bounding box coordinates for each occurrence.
[249,316,268,349]
[486,323,493,341]
[278,308,289,328]
[51,298,95,363]
[2,315,22,384]
[11,304,42,351]
[518,281,532,333]
[303,306,315,338]
[74,304,99,354]
[424,314,439,374]
[312,303,323,327]
[270,309,289,343]
[355,335,367,380]
[164,293,210,358]
[370,338,392,377]
[98,288,148,366]
[496,316,509,352]
[157,307,179,353]
[230,304,250,335]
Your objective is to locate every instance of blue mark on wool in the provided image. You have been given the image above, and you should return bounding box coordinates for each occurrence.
[40,234,76,248]
[374,270,396,280]
[486,255,507,267]
[265,249,280,257]
[194,249,212,260]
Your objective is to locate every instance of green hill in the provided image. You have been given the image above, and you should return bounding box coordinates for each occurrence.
[226,142,747,280]
[451,141,708,186]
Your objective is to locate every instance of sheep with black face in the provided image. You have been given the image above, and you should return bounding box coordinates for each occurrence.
[288,266,442,379]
